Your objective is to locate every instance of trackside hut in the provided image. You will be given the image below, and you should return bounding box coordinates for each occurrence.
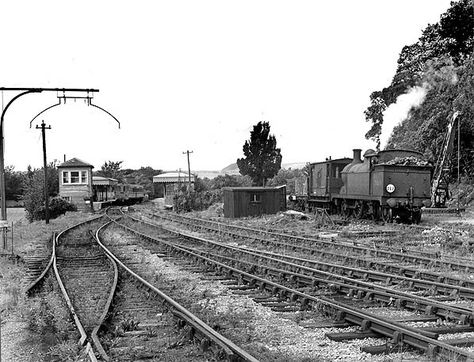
[223,186,286,218]
[58,158,93,211]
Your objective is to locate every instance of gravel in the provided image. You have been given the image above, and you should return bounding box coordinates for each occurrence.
[104,226,424,361]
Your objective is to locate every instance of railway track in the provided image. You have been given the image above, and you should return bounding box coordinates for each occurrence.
[122,210,474,361]
[96,218,258,361]
[151,211,474,289]
[26,209,259,361]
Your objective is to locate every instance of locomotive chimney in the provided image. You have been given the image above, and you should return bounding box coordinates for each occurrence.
[352,149,362,164]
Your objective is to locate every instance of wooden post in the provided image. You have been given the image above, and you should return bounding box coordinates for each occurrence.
[182,150,193,192]
[36,120,51,224]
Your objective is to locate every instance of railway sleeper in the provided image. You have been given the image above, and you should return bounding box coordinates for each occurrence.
[326,330,379,341]
[361,342,406,356]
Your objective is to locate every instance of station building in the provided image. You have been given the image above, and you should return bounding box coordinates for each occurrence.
[153,171,195,206]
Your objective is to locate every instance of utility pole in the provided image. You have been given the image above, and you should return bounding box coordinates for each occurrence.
[182,150,193,191]
[457,115,461,212]
[36,120,51,224]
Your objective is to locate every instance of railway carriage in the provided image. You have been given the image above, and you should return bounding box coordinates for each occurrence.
[115,183,146,204]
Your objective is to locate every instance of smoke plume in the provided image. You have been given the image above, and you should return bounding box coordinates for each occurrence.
[380,85,428,149]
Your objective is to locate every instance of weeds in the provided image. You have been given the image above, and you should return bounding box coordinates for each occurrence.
[47,340,84,362]
[25,274,77,342]
[121,318,140,331]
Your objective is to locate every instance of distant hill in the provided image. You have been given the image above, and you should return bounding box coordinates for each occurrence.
[193,170,222,179]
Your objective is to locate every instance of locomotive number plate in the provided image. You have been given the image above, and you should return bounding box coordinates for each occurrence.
[386,184,395,193]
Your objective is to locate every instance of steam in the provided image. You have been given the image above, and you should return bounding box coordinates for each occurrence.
[380,85,428,149]
[380,61,459,149]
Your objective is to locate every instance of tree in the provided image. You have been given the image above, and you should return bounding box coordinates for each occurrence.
[267,168,305,194]
[209,174,252,189]
[97,161,123,180]
[119,166,162,197]
[387,57,474,180]
[364,0,474,144]
[23,163,71,222]
[237,121,282,186]
[5,166,26,201]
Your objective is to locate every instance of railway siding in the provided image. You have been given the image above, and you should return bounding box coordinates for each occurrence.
[117,212,474,361]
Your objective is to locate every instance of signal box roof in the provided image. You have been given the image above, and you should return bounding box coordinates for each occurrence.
[58,158,94,168]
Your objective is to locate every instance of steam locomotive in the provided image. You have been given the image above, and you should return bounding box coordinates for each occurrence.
[292,149,432,223]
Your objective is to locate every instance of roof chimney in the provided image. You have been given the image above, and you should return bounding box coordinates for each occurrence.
[352,149,362,164]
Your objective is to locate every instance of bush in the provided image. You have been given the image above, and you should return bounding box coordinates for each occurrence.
[174,190,222,212]
[25,196,77,222]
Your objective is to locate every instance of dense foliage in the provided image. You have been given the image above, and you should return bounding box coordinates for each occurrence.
[388,58,474,175]
[95,161,162,197]
[173,174,252,212]
[237,121,282,186]
[364,0,474,178]
[266,168,306,194]
[23,163,76,222]
[5,166,25,201]
[96,160,123,180]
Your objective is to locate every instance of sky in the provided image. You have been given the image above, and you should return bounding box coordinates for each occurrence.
[0,0,456,173]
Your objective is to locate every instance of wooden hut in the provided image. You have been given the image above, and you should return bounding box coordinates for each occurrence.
[223,186,286,218]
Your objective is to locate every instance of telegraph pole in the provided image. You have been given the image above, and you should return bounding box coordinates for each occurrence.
[36,120,51,224]
[182,150,193,191]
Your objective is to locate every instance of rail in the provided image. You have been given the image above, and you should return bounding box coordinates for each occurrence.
[53,214,106,361]
[90,231,119,362]
[120,214,474,361]
[25,233,55,296]
[97,218,259,362]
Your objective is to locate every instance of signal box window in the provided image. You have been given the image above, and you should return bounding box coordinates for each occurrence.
[62,170,88,184]
[251,193,262,203]
[70,171,80,183]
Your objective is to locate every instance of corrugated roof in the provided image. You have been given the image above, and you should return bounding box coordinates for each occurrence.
[153,171,195,183]
[58,158,94,168]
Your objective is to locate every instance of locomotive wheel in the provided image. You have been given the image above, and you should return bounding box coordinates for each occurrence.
[370,202,379,220]
[354,201,364,219]
[382,207,393,223]
[342,201,352,218]
[412,210,421,224]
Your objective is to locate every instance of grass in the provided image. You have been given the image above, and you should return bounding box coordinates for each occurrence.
[0,209,96,361]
